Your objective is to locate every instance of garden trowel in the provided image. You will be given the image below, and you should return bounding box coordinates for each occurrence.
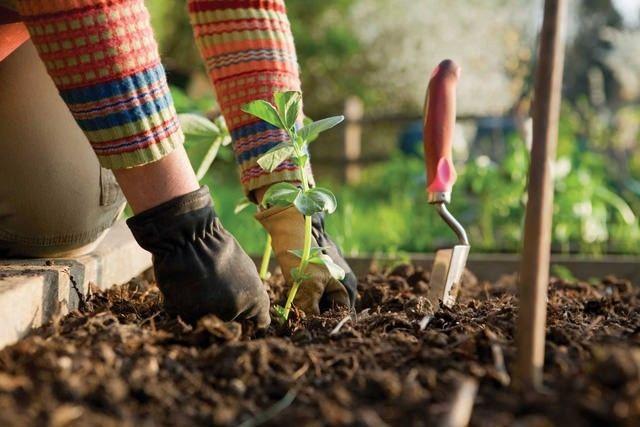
[423,60,470,309]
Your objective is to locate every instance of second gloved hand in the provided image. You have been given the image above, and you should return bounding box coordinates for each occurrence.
[127,186,270,327]
[256,205,357,315]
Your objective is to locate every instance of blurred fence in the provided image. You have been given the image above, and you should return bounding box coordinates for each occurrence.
[311,95,522,184]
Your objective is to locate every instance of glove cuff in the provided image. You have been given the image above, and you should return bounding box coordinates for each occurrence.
[127,186,215,252]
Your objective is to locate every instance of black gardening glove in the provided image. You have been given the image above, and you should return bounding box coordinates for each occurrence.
[127,186,270,327]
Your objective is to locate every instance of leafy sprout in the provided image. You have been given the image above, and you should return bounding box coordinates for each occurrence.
[178,113,231,181]
[242,91,345,321]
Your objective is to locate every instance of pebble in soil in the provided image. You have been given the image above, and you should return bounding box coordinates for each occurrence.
[0,265,638,426]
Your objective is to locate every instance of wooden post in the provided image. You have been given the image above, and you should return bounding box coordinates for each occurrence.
[343,96,364,184]
[516,0,567,390]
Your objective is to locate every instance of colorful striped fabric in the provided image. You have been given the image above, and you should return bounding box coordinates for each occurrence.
[16,0,183,169]
[188,0,313,194]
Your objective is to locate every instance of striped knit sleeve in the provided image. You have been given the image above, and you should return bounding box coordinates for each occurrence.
[188,0,313,195]
[16,0,184,169]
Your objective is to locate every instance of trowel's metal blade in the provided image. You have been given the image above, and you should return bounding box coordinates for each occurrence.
[428,244,470,309]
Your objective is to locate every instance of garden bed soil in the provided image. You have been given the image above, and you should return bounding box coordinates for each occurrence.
[0,265,638,426]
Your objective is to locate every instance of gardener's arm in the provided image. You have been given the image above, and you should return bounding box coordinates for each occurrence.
[188,0,357,314]
[16,0,270,326]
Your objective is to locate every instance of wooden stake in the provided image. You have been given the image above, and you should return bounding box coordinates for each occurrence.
[442,377,478,427]
[516,0,567,390]
[343,96,364,184]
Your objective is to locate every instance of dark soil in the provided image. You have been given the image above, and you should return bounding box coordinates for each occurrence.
[0,265,638,427]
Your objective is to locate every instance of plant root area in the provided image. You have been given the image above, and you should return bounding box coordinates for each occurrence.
[0,266,638,426]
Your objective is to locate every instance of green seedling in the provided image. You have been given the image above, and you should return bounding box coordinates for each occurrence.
[242,91,345,321]
[178,113,232,180]
[235,197,273,280]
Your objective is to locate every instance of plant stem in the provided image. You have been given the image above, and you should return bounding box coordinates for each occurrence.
[281,131,314,320]
[297,143,313,269]
[282,280,301,320]
[282,215,313,320]
[259,234,272,280]
[301,215,312,263]
[196,137,222,181]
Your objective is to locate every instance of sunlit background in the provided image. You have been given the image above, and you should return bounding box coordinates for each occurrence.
[147,0,640,256]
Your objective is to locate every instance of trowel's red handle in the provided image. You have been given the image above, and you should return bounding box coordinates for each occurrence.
[423,60,461,196]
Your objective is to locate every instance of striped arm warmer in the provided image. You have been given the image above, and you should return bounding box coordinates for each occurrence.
[188,0,313,195]
[16,0,184,169]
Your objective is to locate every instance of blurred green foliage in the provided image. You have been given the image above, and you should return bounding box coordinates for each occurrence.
[174,82,639,256]
[285,1,367,116]
[325,118,638,256]
[155,0,640,256]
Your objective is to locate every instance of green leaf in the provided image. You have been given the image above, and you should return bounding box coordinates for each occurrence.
[551,264,577,282]
[298,116,344,142]
[301,116,320,143]
[274,91,302,130]
[294,154,308,168]
[257,143,296,172]
[293,134,306,151]
[288,247,325,259]
[213,117,232,146]
[290,267,311,282]
[241,100,284,129]
[263,182,301,208]
[293,187,337,216]
[234,197,252,214]
[594,186,636,225]
[309,254,346,281]
[178,113,220,145]
[221,135,232,147]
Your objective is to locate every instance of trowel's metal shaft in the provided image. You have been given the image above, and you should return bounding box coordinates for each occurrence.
[434,202,469,246]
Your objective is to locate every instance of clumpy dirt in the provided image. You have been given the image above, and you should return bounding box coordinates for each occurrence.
[0,265,638,427]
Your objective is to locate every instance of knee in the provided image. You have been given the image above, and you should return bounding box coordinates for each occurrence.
[0,170,126,258]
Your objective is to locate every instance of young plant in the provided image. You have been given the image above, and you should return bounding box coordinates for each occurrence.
[242,91,345,321]
[235,197,273,280]
[178,113,232,180]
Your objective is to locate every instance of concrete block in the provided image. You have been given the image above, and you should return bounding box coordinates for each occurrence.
[0,221,151,349]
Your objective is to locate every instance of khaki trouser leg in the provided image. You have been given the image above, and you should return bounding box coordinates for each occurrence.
[0,41,126,258]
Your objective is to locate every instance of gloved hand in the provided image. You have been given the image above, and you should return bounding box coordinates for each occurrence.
[127,186,270,327]
[256,205,357,314]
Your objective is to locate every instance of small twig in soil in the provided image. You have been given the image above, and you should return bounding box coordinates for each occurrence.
[138,288,155,303]
[441,377,478,427]
[307,352,322,378]
[419,315,432,331]
[291,362,309,381]
[238,389,297,427]
[588,316,603,332]
[486,329,510,387]
[176,316,193,332]
[139,311,161,329]
[355,308,370,322]
[330,314,352,336]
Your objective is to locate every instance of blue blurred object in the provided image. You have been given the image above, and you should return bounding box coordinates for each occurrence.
[397,116,519,159]
[474,116,516,142]
[398,121,424,157]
